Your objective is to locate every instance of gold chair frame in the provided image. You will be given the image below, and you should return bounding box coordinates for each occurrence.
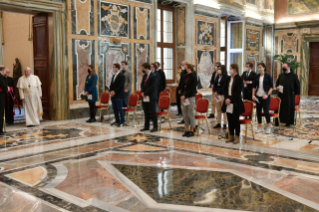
[263,97,281,131]
[195,97,211,136]
[241,100,255,143]
[125,93,140,125]
[157,96,172,131]
[97,91,111,122]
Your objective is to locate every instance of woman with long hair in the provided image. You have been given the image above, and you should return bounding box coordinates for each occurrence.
[84,65,98,123]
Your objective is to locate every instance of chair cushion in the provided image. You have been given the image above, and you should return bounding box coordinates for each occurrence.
[123,108,135,112]
[295,108,300,111]
[195,115,206,119]
[96,105,108,109]
[157,112,168,116]
[239,119,251,124]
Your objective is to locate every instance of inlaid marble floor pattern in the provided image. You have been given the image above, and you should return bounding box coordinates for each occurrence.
[0,98,319,212]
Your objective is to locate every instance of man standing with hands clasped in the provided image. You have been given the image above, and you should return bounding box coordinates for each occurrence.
[275,62,300,127]
[140,63,158,132]
[110,63,126,127]
[242,62,257,101]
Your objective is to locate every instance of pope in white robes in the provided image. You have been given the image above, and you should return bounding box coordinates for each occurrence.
[17,67,43,127]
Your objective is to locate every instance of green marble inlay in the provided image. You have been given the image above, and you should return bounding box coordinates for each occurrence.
[114,164,317,212]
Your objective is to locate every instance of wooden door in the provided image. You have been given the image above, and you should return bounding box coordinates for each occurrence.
[33,13,50,119]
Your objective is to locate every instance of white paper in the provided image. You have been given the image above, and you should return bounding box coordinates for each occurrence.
[88,95,92,100]
[183,98,190,106]
[244,83,247,88]
[279,85,284,93]
[215,95,223,103]
[226,103,234,114]
[143,96,150,102]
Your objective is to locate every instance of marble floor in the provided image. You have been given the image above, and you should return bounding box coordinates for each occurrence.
[1,97,319,212]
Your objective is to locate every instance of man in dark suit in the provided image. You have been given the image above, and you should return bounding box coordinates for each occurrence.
[151,63,161,111]
[4,68,15,125]
[110,63,125,127]
[155,62,166,93]
[242,62,257,101]
[140,63,158,132]
[0,67,8,135]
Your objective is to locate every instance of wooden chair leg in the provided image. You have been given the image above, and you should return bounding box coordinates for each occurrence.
[245,124,247,143]
[159,116,161,131]
[278,117,281,129]
[197,120,200,136]
[167,115,172,129]
[205,118,210,134]
[273,117,275,132]
[251,123,254,140]
[107,109,111,120]
[299,111,301,124]
[134,111,139,124]
[126,112,129,125]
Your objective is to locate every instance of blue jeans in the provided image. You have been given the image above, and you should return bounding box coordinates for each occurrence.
[256,96,271,124]
[123,91,131,107]
[112,98,125,124]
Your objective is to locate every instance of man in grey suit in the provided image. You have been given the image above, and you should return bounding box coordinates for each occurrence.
[121,61,132,108]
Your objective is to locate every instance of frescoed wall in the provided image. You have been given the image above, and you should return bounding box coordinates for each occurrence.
[245,24,262,72]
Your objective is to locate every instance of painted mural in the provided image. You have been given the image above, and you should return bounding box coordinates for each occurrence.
[72,39,95,101]
[197,21,214,46]
[134,7,150,40]
[98,42,131,94]
[71,0,94,35]
[288,0,319,15]
[197,50,214,89]
[99,1,130,38]
[177,7,186,46]
[246,29,260,51]
[264,0,274,10]
[177,48,186,70]
[246,53,259,72]
[135,44,150,90]
[281,33,298,53]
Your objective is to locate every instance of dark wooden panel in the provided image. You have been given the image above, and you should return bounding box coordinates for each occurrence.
[309,42,319,96]
[33,13,51,119]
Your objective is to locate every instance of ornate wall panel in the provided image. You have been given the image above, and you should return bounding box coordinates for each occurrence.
[246,53,259,72]
[274,35,279,83]
[177,48,186,69]
[71,0,94,35]
[135,43,150,90]
[288,0,319,15]
[281,33,299,53]
[98,42,131,95]
[177,7,185,46]
[196,20,215,46]
[134,7,150,40]
[99,1,130,38]
[246,29,260,51]
[197,50,214,89]
[265,26,273,75]
[72,39,95,101]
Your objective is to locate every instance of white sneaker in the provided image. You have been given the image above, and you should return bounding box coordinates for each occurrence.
[255,128,263,133]
[266,127,272,134]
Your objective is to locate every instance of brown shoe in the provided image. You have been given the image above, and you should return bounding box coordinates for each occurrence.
[233,136,240,144]
[226,135,234,143]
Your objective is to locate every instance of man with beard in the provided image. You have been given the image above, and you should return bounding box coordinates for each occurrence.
[275,62,300,127]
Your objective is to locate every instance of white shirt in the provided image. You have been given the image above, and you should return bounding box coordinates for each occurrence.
[246,70,251,77]
[256,75,266,97]
[228,77,233,96]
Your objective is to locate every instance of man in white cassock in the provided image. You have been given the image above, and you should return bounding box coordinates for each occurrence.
[17,67,43,127]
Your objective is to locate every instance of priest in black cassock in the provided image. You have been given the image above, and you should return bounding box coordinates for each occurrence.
[275,62,300,127]
[4,68,15,125]
[0,67,8,135]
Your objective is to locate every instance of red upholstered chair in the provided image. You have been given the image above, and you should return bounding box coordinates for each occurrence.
[240,100,255,143]
[123,94,139,124]
[96,92,110,122]
[166,88,171,94]
[262,97,281,131]
[135,90,143,111]
[295,95,301,124]
[195,98,210,136]
[157,96,172,130]
[195,93,203,111]
[160,91,169,98]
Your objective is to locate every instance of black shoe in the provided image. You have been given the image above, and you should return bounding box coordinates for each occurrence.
[176,113,181,116]
[186,131,194,137]
[140,128,149,132]
[182,131,190,137]
[6,123,14,126]
[91,118,96,123]
[86,118,92,123]
[110,121,118,126]
[177,120,185,124]
[208,114,215,119]
[194,125,198,132]
[286,124,290,128]
[213,124,221,129]
[223,124,227,129]
[0,132,5,136]
[118,123,124,127]
[150,128,158,132]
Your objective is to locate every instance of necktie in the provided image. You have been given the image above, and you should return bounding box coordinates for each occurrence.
[144,74,148,86]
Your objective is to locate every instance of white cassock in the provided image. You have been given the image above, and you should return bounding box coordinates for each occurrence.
[17,74,43,126]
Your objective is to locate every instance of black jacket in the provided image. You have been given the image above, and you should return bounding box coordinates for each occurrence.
[241,70,257,93]
[177,70,188,92]
[181,72,197,98]
[0,75,8,94]
[210,71,218,88]
[141,72,158,101]
[157,69,166,92]
[152,71,161,96]
[213,75,229,95]
[110,72,125,99]
[253,73,273,95]
[222,74,245,114]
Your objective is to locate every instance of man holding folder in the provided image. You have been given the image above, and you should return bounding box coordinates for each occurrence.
[140,63,158,132]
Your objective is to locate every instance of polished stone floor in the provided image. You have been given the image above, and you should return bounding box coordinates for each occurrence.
[1,97,319,211]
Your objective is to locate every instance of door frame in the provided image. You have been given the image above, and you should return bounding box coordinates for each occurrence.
[0,0,69,120]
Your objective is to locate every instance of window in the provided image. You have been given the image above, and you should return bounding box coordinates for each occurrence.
[157,5,175,82]
[220,16,227,66]
[227,21,244,74]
